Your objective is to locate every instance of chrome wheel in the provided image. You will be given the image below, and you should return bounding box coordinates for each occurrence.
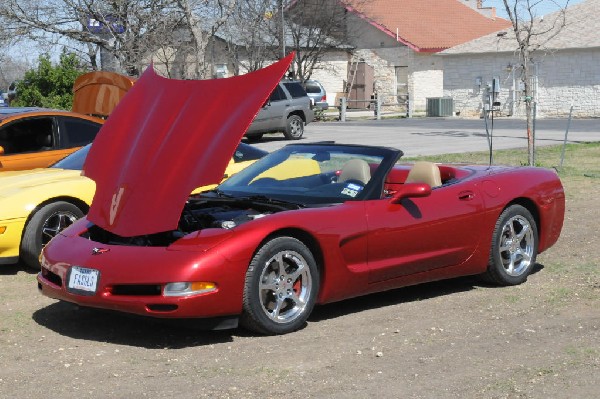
[241,236,319,334]
[259,250,312,323]
[41,211,79,245]
[484,204,538,286]
[498,215,534,276]
[284,115,304,139]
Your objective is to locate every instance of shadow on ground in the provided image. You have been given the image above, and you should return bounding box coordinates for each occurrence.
[310,263,544,322]
[0,262,37,276]
[32,303,235,349]
[31,264,544,347]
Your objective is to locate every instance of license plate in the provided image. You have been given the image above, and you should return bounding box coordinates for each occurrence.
[67,266,100,295]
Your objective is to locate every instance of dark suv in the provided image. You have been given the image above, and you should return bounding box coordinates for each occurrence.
[246,80,314,140]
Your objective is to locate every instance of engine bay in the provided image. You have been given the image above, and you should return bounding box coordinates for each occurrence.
[83,196,299,247]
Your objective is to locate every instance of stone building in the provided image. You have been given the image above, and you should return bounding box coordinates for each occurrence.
[153,1,518,117]
[440,0,600,118]
[304,0,510,115]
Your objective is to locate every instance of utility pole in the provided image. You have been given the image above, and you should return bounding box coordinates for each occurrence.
[281,0,286,58]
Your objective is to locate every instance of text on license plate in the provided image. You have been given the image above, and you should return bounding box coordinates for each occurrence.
[68,266,99,293]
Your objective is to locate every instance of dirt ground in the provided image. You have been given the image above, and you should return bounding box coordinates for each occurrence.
[1,177,598,399]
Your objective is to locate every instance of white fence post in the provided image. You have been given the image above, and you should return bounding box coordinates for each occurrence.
[339,97,347,122]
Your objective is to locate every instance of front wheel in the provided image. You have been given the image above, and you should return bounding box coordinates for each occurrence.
[483,205,538,285]
[20,201,84,270]
[241,237,319,335]
[284,115,304,140]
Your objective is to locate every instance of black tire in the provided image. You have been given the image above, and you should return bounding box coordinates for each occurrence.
[241,236,319,335]
[283,115,304,140]
[483,205,538,286]
[20,201,84,270]
[246,133,263,142]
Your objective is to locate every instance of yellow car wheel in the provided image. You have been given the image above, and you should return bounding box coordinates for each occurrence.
[20,201,84,270]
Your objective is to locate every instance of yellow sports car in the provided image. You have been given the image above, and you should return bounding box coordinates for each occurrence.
[0,142,267,270]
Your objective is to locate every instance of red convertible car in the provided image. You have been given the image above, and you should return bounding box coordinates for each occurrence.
[38,55,565,335]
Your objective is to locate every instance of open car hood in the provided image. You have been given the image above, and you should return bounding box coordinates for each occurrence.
[84,54,293,237]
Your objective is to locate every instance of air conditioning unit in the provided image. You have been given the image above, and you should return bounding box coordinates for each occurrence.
[426,97,454,117]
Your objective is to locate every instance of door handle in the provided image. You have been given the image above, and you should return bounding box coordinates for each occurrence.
[458,190,475,200]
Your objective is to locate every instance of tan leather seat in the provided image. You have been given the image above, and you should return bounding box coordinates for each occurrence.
[338,159,371,184]
[405,161,442,187]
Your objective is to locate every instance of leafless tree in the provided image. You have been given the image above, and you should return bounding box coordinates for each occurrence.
[0,0,172,75]
[220,0,275,75]
[0,0,235,78]
[280,0,355,82]
[0,57,30,91]
[0,24,25,88]
[0,0,366,82]
[501,0,569,166]
[171,0,236,79]
[221,0,362,82]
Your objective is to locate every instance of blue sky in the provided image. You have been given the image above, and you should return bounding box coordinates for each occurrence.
[484,0,586,18]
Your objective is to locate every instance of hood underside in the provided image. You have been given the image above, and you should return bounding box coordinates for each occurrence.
[84,54,293,237]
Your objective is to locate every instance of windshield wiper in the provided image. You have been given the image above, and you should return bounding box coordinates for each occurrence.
[244,195,305,209]
[203,191,304,208]
[208,189,236,198]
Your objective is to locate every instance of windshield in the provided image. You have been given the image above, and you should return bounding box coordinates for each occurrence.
[217,144,400,205]
[234,142,267,162]
[51,144,91,170]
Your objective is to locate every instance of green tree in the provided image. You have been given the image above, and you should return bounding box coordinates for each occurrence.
[12,52,85,109]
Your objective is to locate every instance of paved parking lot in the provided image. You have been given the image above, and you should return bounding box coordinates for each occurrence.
[250,117,600,156]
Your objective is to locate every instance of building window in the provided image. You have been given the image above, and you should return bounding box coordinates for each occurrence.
[395,66,408,104]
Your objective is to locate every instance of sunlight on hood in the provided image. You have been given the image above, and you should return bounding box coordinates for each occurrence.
[84,54,294,237]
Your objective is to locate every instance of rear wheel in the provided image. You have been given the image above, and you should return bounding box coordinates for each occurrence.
[284,115,304,140]
[20,201,84,270]
[241,237,319,335]
[483,205,538,285]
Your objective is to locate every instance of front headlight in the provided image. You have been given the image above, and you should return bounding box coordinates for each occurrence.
[163,281,217,297]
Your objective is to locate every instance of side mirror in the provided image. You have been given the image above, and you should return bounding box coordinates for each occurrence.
[389,183,432,204]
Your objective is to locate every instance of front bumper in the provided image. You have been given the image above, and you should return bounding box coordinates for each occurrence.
[0,217,26,263]
[37,233,247,319]
[315,101,329,111]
